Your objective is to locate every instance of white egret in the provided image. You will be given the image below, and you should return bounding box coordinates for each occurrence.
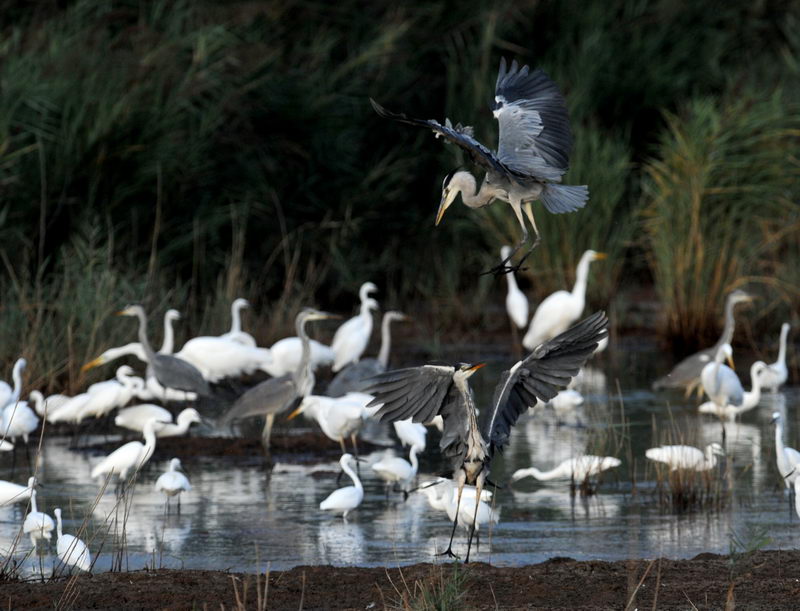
[23,488,54,546]
[645,443,724,471]
[793,478,800,520]
[265,337,335,377]
[54,508,91,572]
[0,476,36,506]
[522,250,606,351]
[0,381,10,409]
[154,458,191,511]
[288,395,365,455]
[29,391,70,419]
[758,323,790,392]
[371,444,423,496]
[435,478,499,549]
[701,344,743,410]
[2,358,26,407]
[501,246,529,330]
[320,453,364,520]
[698,361,768,420]
[220,298,257,346]
[331,282,379,372]
[75,366,145,422]
[46,392,92,424]
[393,420,427,451]
[159,309,182,353]
[511,455,621,484]
[91,418,165,487]
[2,391,40,445]
[771,412,800,488]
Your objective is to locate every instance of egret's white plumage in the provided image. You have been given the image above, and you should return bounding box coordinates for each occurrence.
[114,405,200,438]
[522,250,605,350]
[175,336,273,383]
[2,358,26,408]
[264,337,335,377]
[698,361,767,420]
[772,412,800,488]
[758,323,790,392]
[23,488,54,546]
[91,418,164,482]
[220,298,257,346]
[501,246,528,329]
[436,478,499,534]
[288,395,364,450]
[331,282,379,372]
[75,366,144,422]
[155,458,191,509]
[511,455,621,483]
[319,453,364,520]
[701,343,743,409]
[645,443,724,471]
[393,419,427,450]
[2,391,40,444]
[371,444,422,492]
[0,476,36,506]
[54,508,91,572]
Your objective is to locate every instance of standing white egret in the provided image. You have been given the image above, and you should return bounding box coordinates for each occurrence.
[54,508,91,572]
[371,444,423,496]
[91,418,165,488]
[75,366,145,422]
[511,455,621,484]
[155,458,191,511]
[114,404,200,437]
[758,323,790,392]
[372,58,588,275]
[393,420,427,451]
[436,478,499,549]
[0,476,36,506]
[698,361,768,420]
[320,453,364,521]
[771,412,800,488]
[221,298,257,346]
[653,290,754,394]
[159,309,182,354]
[367,312,607,560]
[1,358,26,407]
[522,250,605,351]
[2,391,40,445]
[23,488,54,547]
[265,337,335,377]
[287,395,365,455]
[331,282,379,372]
[645,444,724,471]
[700,344,743,410]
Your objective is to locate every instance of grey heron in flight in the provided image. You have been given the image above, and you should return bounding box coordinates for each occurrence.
[371,58,588,275]
[652,290,753,395]
[219,308,338,447]
[366,311,607,561]
[115,305,211,397]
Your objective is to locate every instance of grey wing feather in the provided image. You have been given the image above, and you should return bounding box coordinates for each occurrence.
[483,311,608,455]
[494,58,572,181]
[652,348,713,390]
[219,376,296,426]
[152,354,210,396]
[326,359,384,397]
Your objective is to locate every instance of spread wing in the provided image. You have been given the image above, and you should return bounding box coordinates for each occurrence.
[483,311,608,456]
[370,98,515,178]
[494,58,572,182]
[364,365,466,459]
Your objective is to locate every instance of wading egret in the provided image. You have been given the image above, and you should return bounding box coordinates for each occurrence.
[75,366,145,422]
[372,58,588,274]
[501,246,529,330]
[221,298,257,346]
[54,508,91,572]
[771,412,800,487]
[265,337,335,377]
[320,453,364,521]
[0,476,36,506]
[698,361,768,420]
[288,394,365,455]
[758,323,790,392]
[155,458,191,511]
[220,309,338,447]
[91,418,165,487]
[1,358,26,407]
[645,444,724,471]
[367,312,607,560]
[2,391,40,445]
[653,290,753,395]
[511,455,621,484]
[700,344,742,410]
[23,488,54,546]
[331,283,379,372]
[522,250,605,351]
[371,444,423,496]
[393,420,427,451]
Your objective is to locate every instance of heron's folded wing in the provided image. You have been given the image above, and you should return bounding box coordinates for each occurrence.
[370,99,512,177]
[494,58,572,181]
[219,375,296,425]
[483,311,608,456]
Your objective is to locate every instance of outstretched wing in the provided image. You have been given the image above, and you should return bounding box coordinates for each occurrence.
[365,365,466,458]
[370,98,511,177]
[483,311,608,456]
[494,58,572,182]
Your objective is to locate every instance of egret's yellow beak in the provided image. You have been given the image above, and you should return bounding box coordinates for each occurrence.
[287,405,304,421]
[594,252,607,261]
[436,189,457,226]
[726,354,735,369]
[81,357,104,373]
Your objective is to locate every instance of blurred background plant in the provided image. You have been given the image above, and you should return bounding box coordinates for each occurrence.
[0,0,798,389]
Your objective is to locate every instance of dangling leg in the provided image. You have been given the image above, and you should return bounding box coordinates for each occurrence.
[483,200,535,276]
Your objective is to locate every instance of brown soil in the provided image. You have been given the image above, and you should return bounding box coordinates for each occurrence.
[4,550,799,610]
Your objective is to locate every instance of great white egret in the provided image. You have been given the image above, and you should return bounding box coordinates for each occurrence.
[501,246,529,329]
[0,476,36,506]
[511,455,621,484]
[320,453,364,521]
[771,412,800,488]
[758,323,790,392]
[115,405,201,438]
[54,508,91,572]
[645,444,724,471]
[287,394,365,455]
[700,344,742,410]
[372,58,588,274]
[331,282,379,372]
[1,358,26,408]
[154,458,191,512]
[220,309,338,447]
[522,250,605,351]
[327,311,408,397]
[366,311,607,560]
[393,420,427,451]
[698,361,768,420]
[23,488,54,547]
[371,444,423,496]
[91,418,165,488]
[2,391,39,445]
[75,365,145,422]
[652,290,753,395]
[220,298,257,346]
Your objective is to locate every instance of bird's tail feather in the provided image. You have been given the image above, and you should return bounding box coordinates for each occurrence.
[539,184,589,214]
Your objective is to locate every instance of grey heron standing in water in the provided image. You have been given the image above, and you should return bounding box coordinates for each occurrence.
[220,308,338,447]
[371,58,588,275]
[366,311,607,561]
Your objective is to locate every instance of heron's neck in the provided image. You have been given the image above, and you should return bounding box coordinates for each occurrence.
[571,254,593,303]
[453,172,494,209]
[718,299,737,347]
[342,461,362,491]
[160,316,175,354]
[294,319,315,395]
[135,311,156,361]
[377,315,394,368]
[778,325,789,363]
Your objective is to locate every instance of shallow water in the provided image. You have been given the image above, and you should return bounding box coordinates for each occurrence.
[1,342,798,574]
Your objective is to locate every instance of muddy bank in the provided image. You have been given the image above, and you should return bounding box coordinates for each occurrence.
[4,549,799,610]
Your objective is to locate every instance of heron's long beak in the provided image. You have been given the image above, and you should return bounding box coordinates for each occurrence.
[116,307,134,316]
[594,252,607,260]
[81,357,104,373]
[436,189,457,226]
[287,405,304,421]
[726,354,735,369]
[469,363,486,372]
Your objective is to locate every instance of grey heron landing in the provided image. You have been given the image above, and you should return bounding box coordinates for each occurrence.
[219,308,338,448]
[366,311,607,561]
[371,58,588,275]
[652,290,753,395]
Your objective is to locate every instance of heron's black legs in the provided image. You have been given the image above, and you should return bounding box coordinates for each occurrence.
[438,480,464,559]
[464,477,484,563]
[482,201,540,276]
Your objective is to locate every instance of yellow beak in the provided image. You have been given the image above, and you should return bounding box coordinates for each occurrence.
[469,363,486,372]
[435,190,457,226]
[81,357,103,373]
[287,405,304,421]
[726,354,735,369]
[594,252,607,260]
